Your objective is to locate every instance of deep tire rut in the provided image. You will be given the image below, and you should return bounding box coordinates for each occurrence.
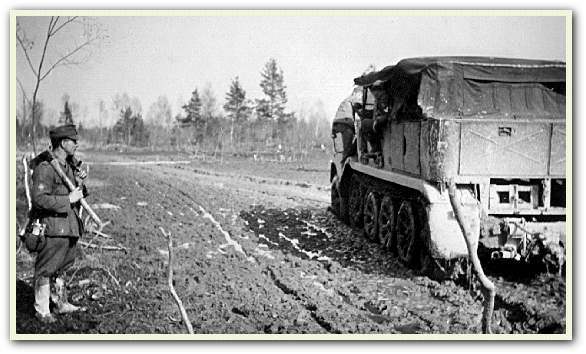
[266,267,337,334]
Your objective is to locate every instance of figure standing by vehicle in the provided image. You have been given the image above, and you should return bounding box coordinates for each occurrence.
[331,94,357,163]
[28,124,88,323]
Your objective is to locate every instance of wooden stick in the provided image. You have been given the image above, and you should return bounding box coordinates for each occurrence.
[19,155,33,237]
[159,227,194,334]
[23,154,32,210]
[78,240,127,252]
[90,229,112,239]
[104,267,120,287]
[447,181,495,334]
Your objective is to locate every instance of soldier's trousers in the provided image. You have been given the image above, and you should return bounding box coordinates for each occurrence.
[34,236,78,279]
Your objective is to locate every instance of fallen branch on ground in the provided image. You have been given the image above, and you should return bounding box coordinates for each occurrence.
[78,241,127,253]
[89,229,112,239]
[104,267,120,287]
[159,227,194,334]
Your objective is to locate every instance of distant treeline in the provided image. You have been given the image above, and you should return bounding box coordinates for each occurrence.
[16,58,333,156]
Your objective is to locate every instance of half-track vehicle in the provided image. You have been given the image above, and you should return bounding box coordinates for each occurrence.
[330,57,566,275]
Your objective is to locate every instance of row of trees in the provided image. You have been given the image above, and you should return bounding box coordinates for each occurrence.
[177,58,297,148]
[17,57,332,154]
[16,17,331,155]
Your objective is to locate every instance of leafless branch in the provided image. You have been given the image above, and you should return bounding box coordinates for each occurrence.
[104,266,120,287]
[159,227,194,334]
[89,229,112,239]
[49,16,78,36]
[40,37,96,82]
[47,16,58,35]
[15,28,39,77]
[16,78,30,102]
[78,241,127,252]
[35,18,54,82]
[16,16,104,153]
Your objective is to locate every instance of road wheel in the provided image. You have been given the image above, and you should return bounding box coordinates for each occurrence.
[396,200,417,266]
[363,191,380,241]
[349,178,363,228]
[378,195,396,248]
[330,177,341,217]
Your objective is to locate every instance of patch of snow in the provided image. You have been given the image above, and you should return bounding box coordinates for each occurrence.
[175,243,190,250]
[157,249,169,257]
[198,205,255,263]
[302,220,333,239]
[259,234,279,246]
[91,203,121,210]
[278,232,332,262]
[254,246,275,259]
[94,160,191,166]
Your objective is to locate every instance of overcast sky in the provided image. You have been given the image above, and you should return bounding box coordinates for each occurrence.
[15,12,566,128]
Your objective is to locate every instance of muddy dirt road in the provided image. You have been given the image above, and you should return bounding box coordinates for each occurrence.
[15,152,566,335]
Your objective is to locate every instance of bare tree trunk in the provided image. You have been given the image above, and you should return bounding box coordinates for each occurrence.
[31,84,41,153]
[17,16,104,153]
[17,79,29,145]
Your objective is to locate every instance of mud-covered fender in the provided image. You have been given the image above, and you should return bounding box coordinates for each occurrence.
[338,163,354,199]
[330,159,353,199]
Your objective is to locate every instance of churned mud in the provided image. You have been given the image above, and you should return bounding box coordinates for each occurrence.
[15,152,566,335]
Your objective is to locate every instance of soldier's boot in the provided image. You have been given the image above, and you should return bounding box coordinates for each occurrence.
[51,277,86,314]
[34,276,56,323]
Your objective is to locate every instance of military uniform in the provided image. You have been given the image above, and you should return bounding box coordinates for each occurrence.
[30,124,87,323]
[31,154,84,278]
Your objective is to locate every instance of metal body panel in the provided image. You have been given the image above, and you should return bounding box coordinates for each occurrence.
[403,122,421,175]
[459,122,551,176]
[389,122,404,171]
[550,124,566,175]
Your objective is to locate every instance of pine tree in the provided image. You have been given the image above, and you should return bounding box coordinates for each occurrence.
[256,58,290,140]
[182,89,202,124]
[224,76,251,144]
[181,88,206,144]
[60,100,74,125]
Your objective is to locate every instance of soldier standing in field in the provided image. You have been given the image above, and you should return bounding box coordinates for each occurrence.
[29,124,87,323]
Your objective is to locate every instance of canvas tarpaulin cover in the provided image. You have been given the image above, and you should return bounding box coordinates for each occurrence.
[353,57,566,119]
